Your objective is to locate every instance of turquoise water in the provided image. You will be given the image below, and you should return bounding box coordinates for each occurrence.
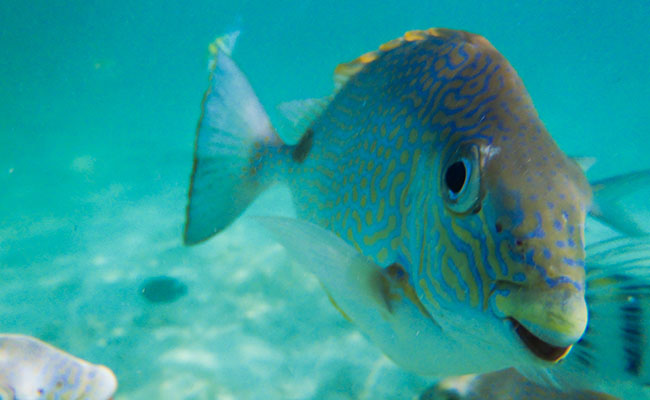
[1,1,649,399]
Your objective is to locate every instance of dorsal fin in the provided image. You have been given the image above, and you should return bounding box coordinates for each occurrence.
[206,31,240,71]
[208,30,239,56]
[333,28,453,92]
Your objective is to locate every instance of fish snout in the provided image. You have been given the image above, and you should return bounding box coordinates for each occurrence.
[493,280,588,362]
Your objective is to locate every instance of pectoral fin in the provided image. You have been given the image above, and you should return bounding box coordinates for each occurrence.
[255,216,445,375]
[589,169,650,236]
[254,216,395,316]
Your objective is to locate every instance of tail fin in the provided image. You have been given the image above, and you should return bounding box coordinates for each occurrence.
[184,32,283,245]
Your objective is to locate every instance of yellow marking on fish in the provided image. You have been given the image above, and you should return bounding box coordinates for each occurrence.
[370,164,383,203]
[404,115,413,129]
[419,278,440,309]
[352,210,363,233]
[379,125,387,137]
[442,256,466,303]
[395,136,404,150]
[378,248,389,263]
[326,291,353,322]
[346,228,355,243]
[363,215,397,246]
[379,38,404,51]
[394,107,408,122]
[360,176,368,189]
[342,208,351,229]
[377,198,386,222]
[478,212,501,308]
[400,150,409,165]
[427,210,453,303]
[313,178,330,195]
[499,240,515,281]
[408,128,419,143]
[450,220,481,307]
[403,30,427,42]
[365,210,373,225]
[389,170,405,208]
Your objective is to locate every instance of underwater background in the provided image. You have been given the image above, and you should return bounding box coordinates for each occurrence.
[1,1,649,398]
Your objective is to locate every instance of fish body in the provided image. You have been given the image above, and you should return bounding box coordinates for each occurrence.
[184,28,650,389]
[0,334,117,400]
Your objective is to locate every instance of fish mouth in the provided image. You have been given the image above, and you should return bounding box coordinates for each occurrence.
[509,318,572,363]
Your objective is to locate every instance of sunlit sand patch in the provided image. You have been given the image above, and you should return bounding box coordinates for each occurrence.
[92,255,108,266]
[160,347,218,369]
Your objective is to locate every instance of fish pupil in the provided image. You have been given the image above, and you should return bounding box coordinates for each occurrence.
[445,161,467,195]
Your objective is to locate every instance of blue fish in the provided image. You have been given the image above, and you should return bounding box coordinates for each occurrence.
[184,27,650,390]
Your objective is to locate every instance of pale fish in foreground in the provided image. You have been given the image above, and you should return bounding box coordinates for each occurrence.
[184,28,650,397]
[422,368,618,399]
[0,334,117,400]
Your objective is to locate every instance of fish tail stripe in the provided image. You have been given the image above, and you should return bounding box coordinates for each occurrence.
[621,300,644,376]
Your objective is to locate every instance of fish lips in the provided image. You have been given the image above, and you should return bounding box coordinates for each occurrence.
[508,317,573,363]
[491,281,587,363]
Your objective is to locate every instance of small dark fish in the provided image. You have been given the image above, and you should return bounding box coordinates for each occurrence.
[140,275,187,303]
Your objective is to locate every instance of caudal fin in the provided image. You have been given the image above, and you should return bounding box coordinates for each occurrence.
[184,32,283,245]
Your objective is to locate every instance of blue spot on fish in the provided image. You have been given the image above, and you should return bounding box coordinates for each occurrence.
[513,272,526,282]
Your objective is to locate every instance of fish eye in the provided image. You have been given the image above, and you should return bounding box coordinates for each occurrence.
[445,160,468,197]
[441,143,482,214]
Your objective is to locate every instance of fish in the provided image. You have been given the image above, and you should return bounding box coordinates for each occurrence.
[139,275,188,304]
[184,28,650,383]
[0,334,117,400]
